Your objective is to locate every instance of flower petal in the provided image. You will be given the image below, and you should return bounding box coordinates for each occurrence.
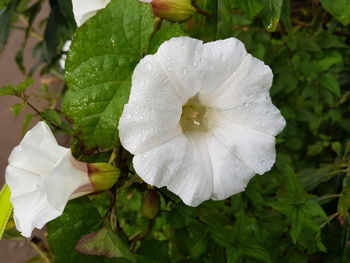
[154,37,203,102]
[167,134,213,206]
[133,135,187,187]
[133,134,213,206]
[206,135,256,200]
[44,153,91,212]
[119,55,183,154]
[72,0,110,27]
[8,122,69,176]
[6,166,61,237]
[208,110,277,175]
[201,54,285,136]
[199,38,247,95]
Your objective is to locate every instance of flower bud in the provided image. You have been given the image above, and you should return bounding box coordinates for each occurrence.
[87,163,120,191]
[140,0,196,22]
[142,190,160,219]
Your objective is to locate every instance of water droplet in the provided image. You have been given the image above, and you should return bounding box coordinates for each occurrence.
[193,62,197,67]
[182,67,188,75]
[244,103,249,107]
[221,55,226,61]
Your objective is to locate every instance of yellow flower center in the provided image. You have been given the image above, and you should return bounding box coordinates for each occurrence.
[180,97,208,134]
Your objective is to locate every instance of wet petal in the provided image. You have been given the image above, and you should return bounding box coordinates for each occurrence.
[199,38,247,95]
[119,55,183,154]
[154,37,203,101]
[72,0,111,27]
[202,54,285,136]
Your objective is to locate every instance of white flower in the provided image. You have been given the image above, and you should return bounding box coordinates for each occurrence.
[5,122,94,237]
[72,0,111,27]
[118,37,286,207]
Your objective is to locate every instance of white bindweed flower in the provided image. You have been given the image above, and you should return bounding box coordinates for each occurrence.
[72,0,111,27]
[119,37,286,207]
[5,122,118,237]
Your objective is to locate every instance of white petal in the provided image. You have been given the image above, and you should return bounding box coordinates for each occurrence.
[154,37,203,102]
[134,133,213,207]
[133,135,188,187]
[119,55,183,154]
[206,135,255,200]
[199,38,247,95]
[8,122,69,176]
[208,110,277,175]
[201,54,285,136]
[44,153,91,212]
[5,121,90,237]
[72,0,111,27]
[6,166,61,237]
[167,134,213,206]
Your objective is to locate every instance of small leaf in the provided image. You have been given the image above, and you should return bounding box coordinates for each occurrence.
[41,109,62,126]
[10,103,23,116]
[22,113,33,136]
[320,75,341,96]
[261,0,283,32]
[76,226,136,262]
[0,86,16,96]
[13,77,34,93]
[0,184,13,239]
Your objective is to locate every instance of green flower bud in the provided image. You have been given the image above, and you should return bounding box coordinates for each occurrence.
[140,0,196,22]
[142,190,160,219]
[87,163,120,191]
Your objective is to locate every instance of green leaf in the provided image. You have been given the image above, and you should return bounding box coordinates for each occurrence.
[43,0,76,62]
[22,113,33,136]
[62,0,154,151]
[320,75,341,96]
[233,0,264,19]
[261,0,283,31]
[47,197,103,263]
[0,0,19,48]
[243,244,272,263]
[320,0,350,25]
[10,103,22,116]
[41,109,62,126]
[148,24,187,54]
[76,226,136,262]
[0,184,13,239]
[0,86,16,96]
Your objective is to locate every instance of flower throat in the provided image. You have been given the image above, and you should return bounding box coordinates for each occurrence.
[180,97,208,134]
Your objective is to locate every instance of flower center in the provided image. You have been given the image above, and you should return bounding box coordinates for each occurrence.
[180,97,208,134]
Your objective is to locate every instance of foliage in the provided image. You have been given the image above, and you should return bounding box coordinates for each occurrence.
[0,0,350,262]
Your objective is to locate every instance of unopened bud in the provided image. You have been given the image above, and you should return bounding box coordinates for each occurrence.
[142,190,160,219]
[140,0,196,22]
[87,163,120,191]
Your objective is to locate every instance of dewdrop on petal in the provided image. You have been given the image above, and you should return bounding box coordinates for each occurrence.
[118,37,286,207]
[5,121,119,237]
